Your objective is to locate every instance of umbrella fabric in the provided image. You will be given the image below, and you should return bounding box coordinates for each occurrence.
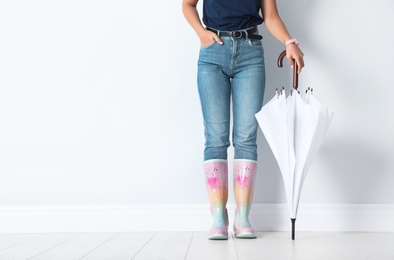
[301,90,334,186]
[285,90,319,219]
[256,89,321,219]
[255,89,295,184]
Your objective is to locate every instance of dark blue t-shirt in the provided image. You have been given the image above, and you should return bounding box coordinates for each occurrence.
[202,0,264,31]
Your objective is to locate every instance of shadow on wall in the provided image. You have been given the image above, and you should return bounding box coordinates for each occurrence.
[317,136,390,203]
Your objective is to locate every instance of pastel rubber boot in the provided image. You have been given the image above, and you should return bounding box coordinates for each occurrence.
[233,160,257,239]
[204,160,229,240]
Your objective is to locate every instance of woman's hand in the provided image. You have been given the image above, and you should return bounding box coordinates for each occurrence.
[286,44,304,74]
[199,29,223,46]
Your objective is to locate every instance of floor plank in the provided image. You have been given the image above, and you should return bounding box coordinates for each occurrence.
[364,232,394,255]
[185,232,238,260]
[132,232,193,260]
[233,232,291,260]
[314,232,394,260]
[0,233,80,260]
[28,233,117,260]
[272,232,345,260]
[0,233,42,251]
[81,232,155,260]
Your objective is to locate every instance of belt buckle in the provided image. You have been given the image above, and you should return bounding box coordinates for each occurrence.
[231,31,242,38]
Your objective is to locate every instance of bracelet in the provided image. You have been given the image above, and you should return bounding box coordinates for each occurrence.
[285,38,299,46]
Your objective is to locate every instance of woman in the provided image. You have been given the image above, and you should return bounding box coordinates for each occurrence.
[182,0,304,240]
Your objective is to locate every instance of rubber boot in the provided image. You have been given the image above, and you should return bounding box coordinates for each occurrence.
[233,159,257,238]
[204,159,229,240]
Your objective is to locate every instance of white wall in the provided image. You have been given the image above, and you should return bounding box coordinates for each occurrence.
[1,0,394,232]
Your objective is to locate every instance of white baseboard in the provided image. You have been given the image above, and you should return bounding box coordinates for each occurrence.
[1,203,394,233]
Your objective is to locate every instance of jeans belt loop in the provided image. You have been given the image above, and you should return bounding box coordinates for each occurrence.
[244,29,249,41]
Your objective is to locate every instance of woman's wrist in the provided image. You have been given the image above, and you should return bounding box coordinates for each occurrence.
[285,38,299,46]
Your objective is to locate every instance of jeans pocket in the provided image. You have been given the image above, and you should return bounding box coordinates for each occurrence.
[247,38,263,48]
[200,40,217,49]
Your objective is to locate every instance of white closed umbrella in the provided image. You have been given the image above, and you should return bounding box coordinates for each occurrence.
[302,88,334,183]
[256,88,296,184]
[255,51,333,240]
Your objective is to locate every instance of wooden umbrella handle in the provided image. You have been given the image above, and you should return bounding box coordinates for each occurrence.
[277,50,299,90]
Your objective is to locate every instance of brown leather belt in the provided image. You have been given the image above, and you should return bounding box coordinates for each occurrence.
[207,27,263,40]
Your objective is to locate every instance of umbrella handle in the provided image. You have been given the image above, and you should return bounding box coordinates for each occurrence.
[277,50,299,90]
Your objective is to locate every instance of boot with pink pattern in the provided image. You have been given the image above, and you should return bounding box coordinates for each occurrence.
[203,159,229,240]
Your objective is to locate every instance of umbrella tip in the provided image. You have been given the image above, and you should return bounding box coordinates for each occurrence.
[291,218,296,240]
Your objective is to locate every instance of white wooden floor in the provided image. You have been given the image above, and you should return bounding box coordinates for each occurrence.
[1,231,394,260]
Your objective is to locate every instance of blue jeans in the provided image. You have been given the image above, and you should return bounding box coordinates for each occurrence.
[198,34,266,161]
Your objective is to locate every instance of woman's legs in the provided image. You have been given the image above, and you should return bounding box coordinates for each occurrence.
[231,38,265,238]
[198,41,232,161]
[231,38,265,161]
[198,36,265,239]
[198,40,232,240]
